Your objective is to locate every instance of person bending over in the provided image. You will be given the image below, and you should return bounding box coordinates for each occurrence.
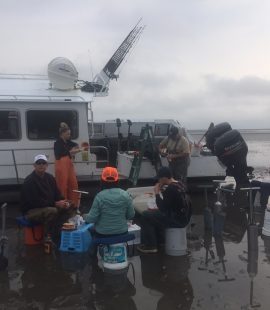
[137,166,192,254]
[21,154,74,238]
[84,167,135,238]
[159,126,190,183]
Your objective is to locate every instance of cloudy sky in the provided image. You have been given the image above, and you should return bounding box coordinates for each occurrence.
[1,0,270,129]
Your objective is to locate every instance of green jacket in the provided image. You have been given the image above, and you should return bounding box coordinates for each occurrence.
[85,188,135,235]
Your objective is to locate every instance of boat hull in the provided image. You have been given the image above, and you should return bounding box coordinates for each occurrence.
[117,152,226,180]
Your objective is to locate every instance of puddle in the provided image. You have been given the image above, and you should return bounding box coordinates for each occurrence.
[1,192,270,309]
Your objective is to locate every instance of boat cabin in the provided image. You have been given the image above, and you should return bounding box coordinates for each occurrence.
[0,75,106,186]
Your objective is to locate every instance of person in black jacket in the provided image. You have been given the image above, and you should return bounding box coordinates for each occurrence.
[21,154,74,236]
[137,167,192,254]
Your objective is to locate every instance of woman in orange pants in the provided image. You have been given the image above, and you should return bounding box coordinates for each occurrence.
[54,122,80,208]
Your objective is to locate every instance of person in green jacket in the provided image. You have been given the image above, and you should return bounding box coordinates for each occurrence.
[84,166,135,237]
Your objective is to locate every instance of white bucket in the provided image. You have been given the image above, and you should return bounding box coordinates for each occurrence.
[101,243,128,270]
[191,144,201,157]
[262,209,270,237]
[165,228,187,256]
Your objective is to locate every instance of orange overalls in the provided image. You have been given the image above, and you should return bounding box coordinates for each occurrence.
[54,137,80,208]
[55,156,79,207]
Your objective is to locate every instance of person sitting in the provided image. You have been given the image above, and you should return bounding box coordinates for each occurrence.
[84,167,135,239]
[137,166,192,254]
[21,154,75,238]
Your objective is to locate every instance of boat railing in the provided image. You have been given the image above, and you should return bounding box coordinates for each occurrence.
[0,94,87,102]
[0,146,109,184]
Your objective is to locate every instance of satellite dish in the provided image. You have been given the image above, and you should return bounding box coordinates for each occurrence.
[47,57,78,90]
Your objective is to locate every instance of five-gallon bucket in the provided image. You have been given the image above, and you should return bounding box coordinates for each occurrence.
[165,228,187,256]
[101,243,128,271]
[24,225,44,245]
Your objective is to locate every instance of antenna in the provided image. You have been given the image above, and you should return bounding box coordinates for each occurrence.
[88,49,94,81]
[80,19,145,94]
[102,18,145,80]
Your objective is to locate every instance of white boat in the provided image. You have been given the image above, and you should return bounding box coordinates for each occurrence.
[89,119,226,181]
[0,21,225,187]
[0,22,146,186]
[0,74,101,185]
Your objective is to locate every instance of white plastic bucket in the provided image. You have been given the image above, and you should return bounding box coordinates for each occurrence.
[101,243,128,270]
[262,209,270,237]
[165,228,187,256]
[191,144,201,157]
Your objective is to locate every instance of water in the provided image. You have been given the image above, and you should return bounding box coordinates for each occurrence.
[190,129,270,176]
[1,129,270,309]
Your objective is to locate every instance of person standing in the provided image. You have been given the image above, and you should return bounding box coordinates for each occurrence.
[159,126,190,183]
[21,154,74,236]
[54,122,80,208]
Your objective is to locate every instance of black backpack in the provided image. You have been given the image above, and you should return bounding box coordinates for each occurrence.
[170,182,192,227]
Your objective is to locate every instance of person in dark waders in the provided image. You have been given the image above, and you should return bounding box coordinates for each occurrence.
[159,126,190,184]
[54,122,81,208]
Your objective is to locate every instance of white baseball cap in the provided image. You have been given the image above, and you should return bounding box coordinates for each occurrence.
[34,154,48,163]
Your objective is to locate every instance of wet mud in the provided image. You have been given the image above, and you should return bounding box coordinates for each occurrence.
[1,189,270,310]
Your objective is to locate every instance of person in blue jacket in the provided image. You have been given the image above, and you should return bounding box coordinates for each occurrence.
[84,166,135,238]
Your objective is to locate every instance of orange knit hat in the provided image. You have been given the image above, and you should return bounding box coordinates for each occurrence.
[101,166,119,182]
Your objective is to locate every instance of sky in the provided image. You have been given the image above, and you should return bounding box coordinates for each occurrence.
[1,0,270,129]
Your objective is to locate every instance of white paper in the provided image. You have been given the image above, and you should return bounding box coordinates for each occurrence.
[147,198,158,210]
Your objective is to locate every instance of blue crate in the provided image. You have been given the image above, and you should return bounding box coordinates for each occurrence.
[59,223,93,253]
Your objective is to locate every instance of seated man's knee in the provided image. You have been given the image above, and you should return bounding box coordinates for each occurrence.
[44,207,58,220]
[142,210,162,220]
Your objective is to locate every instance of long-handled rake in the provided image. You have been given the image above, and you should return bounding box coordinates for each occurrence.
[241,186,261,308]
[0,203,8,271]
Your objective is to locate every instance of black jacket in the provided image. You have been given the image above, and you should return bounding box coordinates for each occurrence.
[54,138,78,160]
[155,181,192,228]
[21,171,63,214]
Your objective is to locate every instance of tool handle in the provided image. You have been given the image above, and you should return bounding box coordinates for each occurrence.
[1,203,7,236]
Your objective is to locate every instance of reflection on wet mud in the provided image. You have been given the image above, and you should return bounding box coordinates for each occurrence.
[2,182,270,309]
[140,253,193,309]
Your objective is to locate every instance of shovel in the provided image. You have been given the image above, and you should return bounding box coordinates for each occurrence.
[0,203,8,271]
[196,122,214,145]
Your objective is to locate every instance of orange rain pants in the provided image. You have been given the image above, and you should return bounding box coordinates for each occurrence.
[55,156,79,208]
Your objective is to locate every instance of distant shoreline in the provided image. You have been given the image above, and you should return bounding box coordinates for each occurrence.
[189,128,270,134]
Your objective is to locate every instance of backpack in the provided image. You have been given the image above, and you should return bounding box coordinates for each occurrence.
[170,182,192,227]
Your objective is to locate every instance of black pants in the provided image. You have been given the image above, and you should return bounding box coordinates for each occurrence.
[169,156,190,183]
[140,210,170,247]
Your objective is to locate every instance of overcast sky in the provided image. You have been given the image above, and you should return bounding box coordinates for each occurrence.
[1,0,270,129]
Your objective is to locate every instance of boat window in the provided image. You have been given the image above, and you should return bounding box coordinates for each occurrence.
[154,124,170,137]
[27,110,78,140]
[89,123,104,136]
[0,110,20,141]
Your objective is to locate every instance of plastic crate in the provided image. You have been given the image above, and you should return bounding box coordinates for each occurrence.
[59,223,93,253]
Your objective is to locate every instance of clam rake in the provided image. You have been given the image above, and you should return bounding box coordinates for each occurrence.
[0,203,8,271]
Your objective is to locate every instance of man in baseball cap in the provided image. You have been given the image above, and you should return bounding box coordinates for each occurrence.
[21,154,74,239]
[34,154,48,163]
